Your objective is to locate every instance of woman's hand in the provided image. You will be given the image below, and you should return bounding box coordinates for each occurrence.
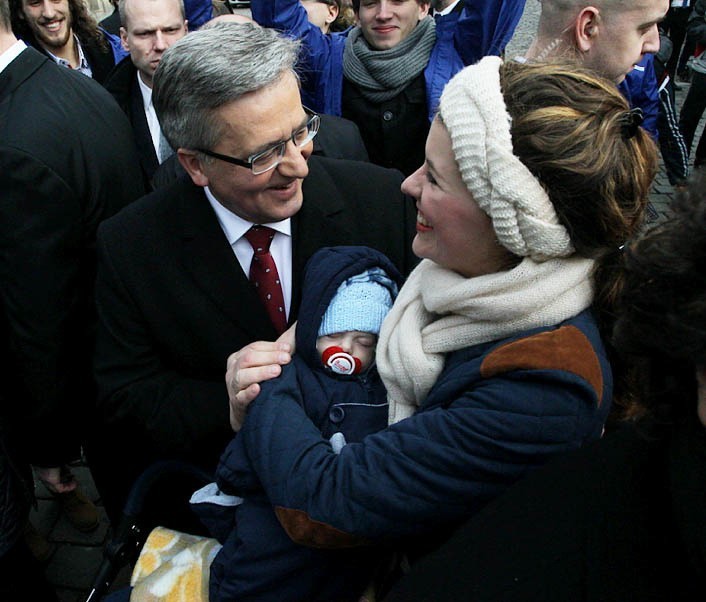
[225,323,297,431]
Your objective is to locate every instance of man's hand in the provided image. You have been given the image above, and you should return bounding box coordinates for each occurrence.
[225,324,296,431]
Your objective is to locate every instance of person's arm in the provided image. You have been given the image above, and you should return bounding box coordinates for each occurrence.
[619,55,660,141]
[0,152,88,464]
[219,357,605,545]
[218,361,304,498]
[251,0,337,75]
[639,56,660,141]
[101,27,128,64]
[686,0,706,46]
[453,0,526,65]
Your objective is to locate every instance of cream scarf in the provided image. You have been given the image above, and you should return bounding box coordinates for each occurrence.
[376,256,596,424]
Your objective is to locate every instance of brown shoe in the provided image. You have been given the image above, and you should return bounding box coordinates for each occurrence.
[56,488,100,532]
[23,521,56,564]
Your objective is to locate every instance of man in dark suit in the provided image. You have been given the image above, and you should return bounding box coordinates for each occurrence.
[90,21,416,526]
[105,0,189,186]
[0,0,144,592]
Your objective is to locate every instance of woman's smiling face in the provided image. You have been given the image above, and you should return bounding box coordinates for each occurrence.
[401,118,515,278]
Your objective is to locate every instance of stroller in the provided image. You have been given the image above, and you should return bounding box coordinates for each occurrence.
[85,460,214,602]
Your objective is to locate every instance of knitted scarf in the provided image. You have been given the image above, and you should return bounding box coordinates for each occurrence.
[376,256,596,424]
[343,16,436,103]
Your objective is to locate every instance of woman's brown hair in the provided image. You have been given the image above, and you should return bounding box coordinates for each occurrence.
[499,60,659,411]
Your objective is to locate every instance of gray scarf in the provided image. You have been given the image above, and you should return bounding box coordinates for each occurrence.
[343,16,436,103]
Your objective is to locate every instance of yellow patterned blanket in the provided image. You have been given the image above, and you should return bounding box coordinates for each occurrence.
[129,526,221,601]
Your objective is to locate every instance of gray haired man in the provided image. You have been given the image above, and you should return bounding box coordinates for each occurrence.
[90,22,417,525]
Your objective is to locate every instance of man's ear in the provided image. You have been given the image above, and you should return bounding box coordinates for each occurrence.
[418,1,430,19]
[574,6,600,52]
[119,26,129,52]
[178,149,210,187]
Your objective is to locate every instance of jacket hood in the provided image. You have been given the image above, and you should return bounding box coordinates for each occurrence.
[297,246,403,371]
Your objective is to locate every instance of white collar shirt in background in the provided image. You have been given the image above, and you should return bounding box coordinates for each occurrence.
[0,39,26,75]
[137,73,163,159]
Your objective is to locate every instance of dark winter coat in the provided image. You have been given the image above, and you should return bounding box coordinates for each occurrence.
[220,306,613,601]
[384,415,706,601]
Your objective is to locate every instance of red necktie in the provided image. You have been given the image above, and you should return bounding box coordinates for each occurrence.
[244,226,287,335]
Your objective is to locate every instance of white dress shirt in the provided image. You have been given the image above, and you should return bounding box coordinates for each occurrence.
[204,187,293,319]
[137,73,163,159]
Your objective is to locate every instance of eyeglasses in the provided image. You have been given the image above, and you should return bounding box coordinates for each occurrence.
[195,107,320,175]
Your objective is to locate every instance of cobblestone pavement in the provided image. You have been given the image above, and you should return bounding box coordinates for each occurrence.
[31,2,705,600]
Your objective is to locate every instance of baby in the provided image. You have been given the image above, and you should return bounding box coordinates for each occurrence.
[196,246,402,602]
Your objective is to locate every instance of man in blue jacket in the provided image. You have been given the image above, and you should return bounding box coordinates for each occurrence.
[252,0,525,174]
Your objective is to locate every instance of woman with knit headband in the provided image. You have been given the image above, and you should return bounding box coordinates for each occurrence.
[220,56,658,599]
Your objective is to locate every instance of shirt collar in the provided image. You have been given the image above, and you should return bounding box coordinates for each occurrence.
[0,40,26,76]
[46,34,92,77]
[137,71,153,112]
[433,0,461,17]
[203,186,292,245]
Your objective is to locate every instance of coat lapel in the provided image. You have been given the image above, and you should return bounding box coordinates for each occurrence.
[176,180,277,341]
[290,156,353,320]
[128,81,159,179]
[175,156,354,337]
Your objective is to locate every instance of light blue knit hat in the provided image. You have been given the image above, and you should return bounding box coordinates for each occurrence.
[318,268,397,337]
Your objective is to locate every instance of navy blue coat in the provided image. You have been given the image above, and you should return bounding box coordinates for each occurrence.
[220,309,613,556]
[208,246,403,601]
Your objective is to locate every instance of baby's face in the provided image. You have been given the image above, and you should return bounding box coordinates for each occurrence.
[316,331,377,371]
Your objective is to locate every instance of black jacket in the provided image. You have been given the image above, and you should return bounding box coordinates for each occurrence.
[104,57,160,186]
[385,417,706,601]
[0,48,145,466]
[343,73,429,176]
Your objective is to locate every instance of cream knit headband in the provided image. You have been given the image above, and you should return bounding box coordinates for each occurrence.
[438,56,574,261]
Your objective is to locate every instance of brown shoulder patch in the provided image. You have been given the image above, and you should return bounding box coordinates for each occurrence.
[480,325,604,405]
[274,506,370,549]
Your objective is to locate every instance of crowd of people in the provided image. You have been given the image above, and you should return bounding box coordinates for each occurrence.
[1,0,705,599]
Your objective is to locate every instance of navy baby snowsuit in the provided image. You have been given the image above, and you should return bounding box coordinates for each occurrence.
[207,246,403,602]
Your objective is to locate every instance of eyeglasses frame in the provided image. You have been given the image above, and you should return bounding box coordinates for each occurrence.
[194,107,320,175]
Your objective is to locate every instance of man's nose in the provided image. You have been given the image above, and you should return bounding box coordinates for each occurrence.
[40,0,57,18]
[277,140,310,178]
[154,31,168,50]
[376,0,393,19]
[643,24,661,55]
